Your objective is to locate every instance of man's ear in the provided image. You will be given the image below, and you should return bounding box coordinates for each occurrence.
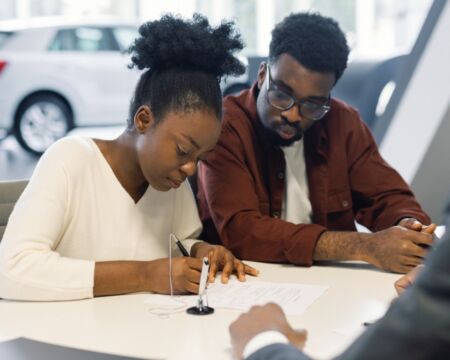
[256,62,267,90]
[133,105,154,134]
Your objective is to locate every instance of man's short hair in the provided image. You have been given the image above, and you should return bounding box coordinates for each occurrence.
[269,12,350,81]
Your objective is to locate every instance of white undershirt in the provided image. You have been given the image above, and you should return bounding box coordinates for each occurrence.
[0,136,202,301]
[281,140,312,224]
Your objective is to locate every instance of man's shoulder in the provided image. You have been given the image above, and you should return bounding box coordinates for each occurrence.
[329,97,360,118]
[322,97,368,131]
[223,87,257,123]
[222,89,258,131]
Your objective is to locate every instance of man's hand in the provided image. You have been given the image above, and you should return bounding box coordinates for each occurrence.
[191,243,259,283]
[363,226,434,273]
[398,218,437,235]
[229,303,307,360]
[394,264,424,295]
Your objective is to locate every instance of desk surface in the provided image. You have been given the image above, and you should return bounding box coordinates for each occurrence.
[0,261,401,360]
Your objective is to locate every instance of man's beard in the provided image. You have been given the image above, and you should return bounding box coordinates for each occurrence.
[262,119,303,147]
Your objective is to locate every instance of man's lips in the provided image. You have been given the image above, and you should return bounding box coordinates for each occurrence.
[276,124,299,140]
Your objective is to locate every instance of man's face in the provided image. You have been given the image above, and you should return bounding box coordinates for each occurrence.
[256,53,336,146]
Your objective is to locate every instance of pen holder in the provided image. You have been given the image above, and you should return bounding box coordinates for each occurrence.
[186,297,214,315]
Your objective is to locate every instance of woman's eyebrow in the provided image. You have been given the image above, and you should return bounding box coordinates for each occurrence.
[180,134,200,150]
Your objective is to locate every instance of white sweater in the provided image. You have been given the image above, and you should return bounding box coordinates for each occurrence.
[0,136,202,301]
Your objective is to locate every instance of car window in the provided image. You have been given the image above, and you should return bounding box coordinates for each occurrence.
[49,27,118,51]
[0,31,15,49]
[112,27,138,51]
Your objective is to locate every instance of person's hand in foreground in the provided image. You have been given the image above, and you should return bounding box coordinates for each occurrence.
[394,264,424,295]
[392,219,434,294]
[229,303,307,359]
[191,243,259,283]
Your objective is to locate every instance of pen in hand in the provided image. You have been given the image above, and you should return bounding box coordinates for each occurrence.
[171,233,190,256]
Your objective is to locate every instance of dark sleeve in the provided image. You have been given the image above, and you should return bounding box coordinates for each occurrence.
[247,343,312,360]
[198,117,326,265]
[344,112,430,230]
[334,211,450,360]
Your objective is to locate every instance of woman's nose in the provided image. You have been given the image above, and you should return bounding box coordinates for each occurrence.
[180,160,197,177]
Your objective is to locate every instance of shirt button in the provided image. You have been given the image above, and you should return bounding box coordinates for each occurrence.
[277,172,284,180]
[342,200,349,208]
[272,211,280,218]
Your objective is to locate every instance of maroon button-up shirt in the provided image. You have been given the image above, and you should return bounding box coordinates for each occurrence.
[197,84,430,266]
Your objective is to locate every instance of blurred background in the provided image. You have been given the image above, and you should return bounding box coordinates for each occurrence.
[0,0,433,57]
[1,0,449,222]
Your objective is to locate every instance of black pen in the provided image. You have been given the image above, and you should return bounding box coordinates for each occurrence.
[171,233,190,256]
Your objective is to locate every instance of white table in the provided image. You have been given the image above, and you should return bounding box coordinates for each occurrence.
[0,261,401,359]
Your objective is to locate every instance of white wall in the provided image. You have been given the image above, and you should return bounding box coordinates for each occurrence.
[380,0,450,184]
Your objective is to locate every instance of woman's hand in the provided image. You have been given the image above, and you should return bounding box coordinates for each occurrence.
[146,257,203,294]
[191,242,259,283]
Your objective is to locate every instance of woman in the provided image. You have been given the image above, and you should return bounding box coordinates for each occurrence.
[0,14,257,301]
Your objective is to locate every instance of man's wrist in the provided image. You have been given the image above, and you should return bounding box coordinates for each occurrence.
[354,232,374,263]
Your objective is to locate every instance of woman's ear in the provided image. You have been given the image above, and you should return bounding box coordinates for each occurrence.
[133,105,154,134]
[256,62,267,90]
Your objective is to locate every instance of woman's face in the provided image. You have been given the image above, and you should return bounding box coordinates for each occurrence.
[134,106,221,191]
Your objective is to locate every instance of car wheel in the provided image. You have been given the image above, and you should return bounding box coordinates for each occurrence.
[222,83,250,97]
[14,94,73,155]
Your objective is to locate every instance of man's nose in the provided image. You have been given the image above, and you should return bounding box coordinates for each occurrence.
[281,105,302,124]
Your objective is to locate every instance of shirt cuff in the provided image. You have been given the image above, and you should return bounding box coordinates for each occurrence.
[242,331,289,359]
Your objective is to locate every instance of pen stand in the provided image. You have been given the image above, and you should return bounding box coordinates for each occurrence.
[187,296,214,315]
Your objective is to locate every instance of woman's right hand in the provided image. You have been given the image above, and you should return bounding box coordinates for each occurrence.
[146,257,203,294]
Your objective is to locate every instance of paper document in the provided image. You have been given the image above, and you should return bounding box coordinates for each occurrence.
[435,225,446,241]
[145,280,328,315]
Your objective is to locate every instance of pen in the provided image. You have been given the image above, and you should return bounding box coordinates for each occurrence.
[171,233,190,256]
[186,256,214,315]
[198,257,210,296]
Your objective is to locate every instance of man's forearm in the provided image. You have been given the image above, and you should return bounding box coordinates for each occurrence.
[313,231,371,262]
[313,227,431,274]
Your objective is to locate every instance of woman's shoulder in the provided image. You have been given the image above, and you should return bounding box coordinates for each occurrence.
[47,136,96,153]
[40,136,99,171]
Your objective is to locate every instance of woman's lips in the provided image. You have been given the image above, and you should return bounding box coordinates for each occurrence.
[168,178,183,188]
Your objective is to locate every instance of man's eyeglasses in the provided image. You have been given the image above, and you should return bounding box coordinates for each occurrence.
[265,63,330,121]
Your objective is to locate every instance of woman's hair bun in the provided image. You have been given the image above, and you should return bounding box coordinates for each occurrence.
[129,13,245,79]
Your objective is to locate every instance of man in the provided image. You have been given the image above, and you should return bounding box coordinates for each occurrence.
[229,202,450,359]
[197,12,434,273]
